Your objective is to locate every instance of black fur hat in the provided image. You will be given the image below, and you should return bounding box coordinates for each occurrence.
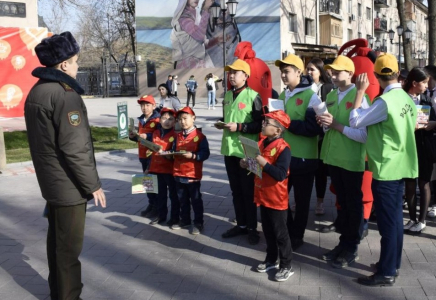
[35,32,80,67]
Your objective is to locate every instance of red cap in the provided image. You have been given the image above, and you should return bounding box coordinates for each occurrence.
[264,110,291,128]
[160,107,175,116]
[137,95,156,105]
[176,106,195,117]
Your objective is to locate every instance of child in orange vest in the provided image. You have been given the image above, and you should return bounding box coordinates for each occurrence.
[148,108,179,226]
[171,107,210,235]
[129,95,160,218]
[240,110,293,282]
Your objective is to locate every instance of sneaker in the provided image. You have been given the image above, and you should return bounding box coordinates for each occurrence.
[428,206,436,218]
[322,245,344,261]
[166,218,179,227]
[222,226,248,238]
[315,202,325,215]
[171,221,190,230]
[331,250,359,269]
[247,228,260,245]
[208,107,211,110]
[149,216,166,225]
[212,107,216,110]
[409,221,426,233]
[256,261,279,273]
[404,220,415,231]
[190,224,203,235]
[274,267,294,282]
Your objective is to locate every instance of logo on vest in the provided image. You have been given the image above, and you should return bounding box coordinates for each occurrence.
[238,102,246,110]
[270,148,277,156]
[169,137,174,142]
[296,98,303,106]
[346,102,353,110]
[400,103,413,118]
[150,122,155,128]
[194,136,199,142]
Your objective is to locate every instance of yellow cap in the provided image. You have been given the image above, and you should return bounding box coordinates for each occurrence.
[324,55,355,73]
[374,53,399,75]
[225,59,250,76]
[275,54,304,70]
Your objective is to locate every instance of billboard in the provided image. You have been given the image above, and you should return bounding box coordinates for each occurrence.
[0,27,49,117]
[136,0,280,70]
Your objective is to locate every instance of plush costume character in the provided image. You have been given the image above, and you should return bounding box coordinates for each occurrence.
[228,41,272,106]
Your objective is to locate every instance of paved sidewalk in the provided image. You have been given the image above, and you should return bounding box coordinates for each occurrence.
[1,97,436,300]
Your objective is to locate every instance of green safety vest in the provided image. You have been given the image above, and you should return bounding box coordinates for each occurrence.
[221,87,259,158]
[321,88,368,172]
[279,88,318,159]
[366,88,418,180]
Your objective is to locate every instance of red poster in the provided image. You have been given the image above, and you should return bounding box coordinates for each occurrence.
[0,27,50,117]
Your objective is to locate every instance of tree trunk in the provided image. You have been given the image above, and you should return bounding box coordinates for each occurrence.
[429,0,436,65]
[396,0,413,71]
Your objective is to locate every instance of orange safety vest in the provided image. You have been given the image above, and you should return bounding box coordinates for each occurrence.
[254,138,290,210]
[173,129,205,180]
[138,117,160,158]
[148,129,176,174]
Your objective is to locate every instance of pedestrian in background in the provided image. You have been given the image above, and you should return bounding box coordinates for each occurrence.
[185,75,198,107]
[24,31,106,300]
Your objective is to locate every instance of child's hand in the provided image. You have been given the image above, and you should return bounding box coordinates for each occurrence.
[143,170,149,175]
[180,152,194,159]
[240,159,248,169]
[224,122,237,132]
[255,155,267,167]
[139,133,147,139]
[355,73,370,92]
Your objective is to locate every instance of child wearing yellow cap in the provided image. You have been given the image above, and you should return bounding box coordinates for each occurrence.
[317,55,370,269]
[350,53,418,286]
[274,54,322,250]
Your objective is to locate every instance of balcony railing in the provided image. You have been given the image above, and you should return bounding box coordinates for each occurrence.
[320,0,340,14]
[374,18,388,31]
[374,0,389,8]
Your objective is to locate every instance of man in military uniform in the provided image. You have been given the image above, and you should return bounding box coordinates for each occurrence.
[24,32,106,300]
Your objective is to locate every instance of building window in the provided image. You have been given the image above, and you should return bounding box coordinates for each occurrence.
[367,34,371,42]
[305,18,314,36]
[348,29,353,41]
[358,4,362,17]
[366,7,371,20]
[348,0,352,14]
[332,24,341,37]
[289,13,297,32]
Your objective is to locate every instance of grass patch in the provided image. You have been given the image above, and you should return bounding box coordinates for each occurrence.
[4,127,137,164]
[136,17,172,30]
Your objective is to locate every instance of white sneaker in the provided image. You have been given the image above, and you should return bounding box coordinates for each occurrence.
[315,202,325,215]
[212,107,216,110]
[404,220,415,231]
[428,206,436,218]
[208,107,211,110]
[409,221,426,233]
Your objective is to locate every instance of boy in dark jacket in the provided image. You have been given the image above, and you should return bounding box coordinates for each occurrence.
[171,107,210,235]
[129,95,160,218]
[241,110,293,281]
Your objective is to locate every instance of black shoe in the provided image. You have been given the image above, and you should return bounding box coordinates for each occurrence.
[322,245,344,261]
[357,273,395,286]
[248,229,260,245]
[149,217,166,225]
[331,250,359,269]
[171,221,190,230]
[222,226,248,238]
[371,262,399,277]
[190,223,204,235]
[291,238,304,251]
[361,229,368,240]
[320,223,337,233]
[140,205,153,217]
[166,218,179,227]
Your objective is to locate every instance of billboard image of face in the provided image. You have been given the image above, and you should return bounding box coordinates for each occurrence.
[136,0,280,70]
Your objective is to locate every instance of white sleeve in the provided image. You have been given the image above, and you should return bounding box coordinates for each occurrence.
[342,126,367,143]
[349,99,388,128]
[308,93,322,107]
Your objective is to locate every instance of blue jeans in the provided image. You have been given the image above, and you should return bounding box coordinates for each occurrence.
[156,173,179,220]
[208,90,216,108]
[372,179,404,276]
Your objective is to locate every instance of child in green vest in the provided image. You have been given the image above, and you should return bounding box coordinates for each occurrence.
[317,55,370,269]
[215,59,263,245]
[350,53,418,286]
[274,54,323,250]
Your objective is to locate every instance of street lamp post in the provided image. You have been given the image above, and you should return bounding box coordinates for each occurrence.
[389,26,403,69]
[210,0,239,96]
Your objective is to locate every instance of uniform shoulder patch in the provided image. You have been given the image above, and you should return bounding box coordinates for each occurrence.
[193,136,199,142]
[60,82,74,92]
[68,111,81,126]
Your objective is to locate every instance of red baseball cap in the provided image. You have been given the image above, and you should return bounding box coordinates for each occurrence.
[264,110,291,128]
[176,106,195,117]
[137,95,156,105]
[160,107,175,116]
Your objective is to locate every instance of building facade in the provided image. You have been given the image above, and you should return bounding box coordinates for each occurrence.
[0,0,38,28]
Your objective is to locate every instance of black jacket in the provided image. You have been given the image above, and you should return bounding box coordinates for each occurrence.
[25,67,101,206]
[415,93,436,158]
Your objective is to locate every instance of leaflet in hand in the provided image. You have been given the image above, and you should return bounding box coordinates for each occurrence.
[129,117,137,135]
[158,150,187,156]
[139,137,162,152]
[313,102,328,116]
[416,105,430,129]
[239,136,262,178]
[214,121,227,129]
[132,174,158,194]
[268,98,284,112]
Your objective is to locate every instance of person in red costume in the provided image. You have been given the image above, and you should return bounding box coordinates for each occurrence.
[319,39,379,237]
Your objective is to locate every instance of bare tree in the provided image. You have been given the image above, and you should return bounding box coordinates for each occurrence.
[396,0,413,70]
